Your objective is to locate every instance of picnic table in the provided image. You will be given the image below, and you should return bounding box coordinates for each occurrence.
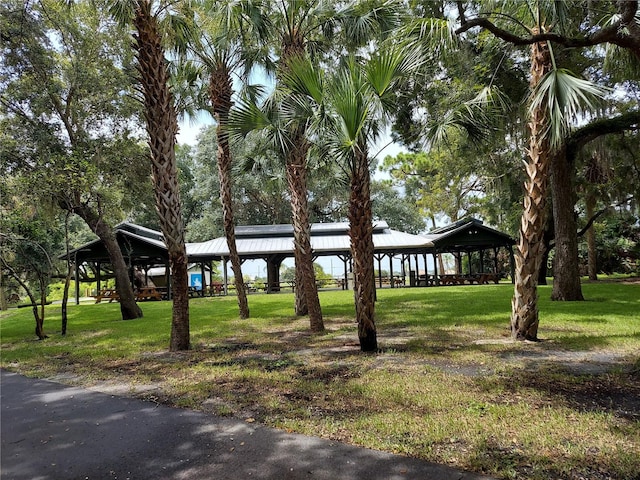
[94,289,119,303]
[477,273,500,284]
[438,274,500,285]
[95,287,164,303]
[136,286,163,301]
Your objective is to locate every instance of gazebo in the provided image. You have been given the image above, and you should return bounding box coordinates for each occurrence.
[66,218,515,302]
[421,218,516,285]
[68,223,171,301]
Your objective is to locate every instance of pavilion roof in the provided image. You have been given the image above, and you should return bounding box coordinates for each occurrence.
[65,218,513,265]
[422,217,515,252]
[188,221,433,259]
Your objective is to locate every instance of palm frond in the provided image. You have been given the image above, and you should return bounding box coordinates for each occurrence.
[365,44,424,97]
[228,97,272,140]
[338,0,404,47]
[424,85,509,147]
[279,54,324,104]
[529,68,610,148]
[401,16,458,61]
[108,0,135,28]
[169,59,208,116]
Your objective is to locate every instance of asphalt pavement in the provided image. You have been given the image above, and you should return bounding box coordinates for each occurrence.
[1,369,493,480]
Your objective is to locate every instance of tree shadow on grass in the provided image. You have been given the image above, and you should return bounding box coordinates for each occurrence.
[476,361,640,421]
[466,436,630,480]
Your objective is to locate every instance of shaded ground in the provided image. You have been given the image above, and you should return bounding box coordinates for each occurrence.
[48,327,639,424]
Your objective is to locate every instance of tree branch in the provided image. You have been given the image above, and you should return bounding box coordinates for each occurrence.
[455,1,640,58]
[566,111,640,164]
[577,196,635,238]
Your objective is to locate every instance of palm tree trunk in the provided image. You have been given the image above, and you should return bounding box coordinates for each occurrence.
[294,265,307,315]
[280,33,323,330]
[349,147,377,352]
[511,34,553,341]
[285,129,324,332]
[550,146,584,301]
[133,0,189,351]
[209,62,249,319]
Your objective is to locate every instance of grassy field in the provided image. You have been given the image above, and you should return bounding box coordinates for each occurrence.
[1,281,639,479]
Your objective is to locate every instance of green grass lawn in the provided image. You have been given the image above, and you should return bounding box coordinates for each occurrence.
[2,281,639,480]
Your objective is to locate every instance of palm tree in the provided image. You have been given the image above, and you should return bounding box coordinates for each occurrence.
[111,0,191,350]
[455,0,612,340]
[281,47,421,351]
[230,86,324,331]
[267,0,336,326]
[268,0,402,329]
[188,0,272,319]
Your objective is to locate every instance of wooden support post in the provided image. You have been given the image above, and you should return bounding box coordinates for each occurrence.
[223,257,229,295]
[74,256,80,305]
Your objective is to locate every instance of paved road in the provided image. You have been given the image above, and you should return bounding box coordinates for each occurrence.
[1,370,493,480]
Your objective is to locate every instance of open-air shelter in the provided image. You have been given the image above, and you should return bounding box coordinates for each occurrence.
[66,218,515,303]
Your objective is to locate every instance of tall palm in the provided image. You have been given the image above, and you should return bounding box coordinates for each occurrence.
[281,47,421,351]
[189,0,271,319]
[271,0,401,328]
[268,0,338,324]
[230,87,323,331]
[455,0,610,340]
[111,0,191,350]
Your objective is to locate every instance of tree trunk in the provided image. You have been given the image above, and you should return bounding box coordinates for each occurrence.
[586,193,598,280]
[95,224,142,319]
[537,218,554,285]
[2,261,46,339]
[280,32,323,330]
[209,62,249,319]
[61,264,71,335]
[75,205,143,320]
[61,212,71,335]
[511,34,552,341]
[294,265,308,315]
[30,285,45,339]
[286,129,324,332]
[349,147,377,352]
[134,1,189,351]
[169,251,190,350]
[550,147,584,301]
[0,265,6,311]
